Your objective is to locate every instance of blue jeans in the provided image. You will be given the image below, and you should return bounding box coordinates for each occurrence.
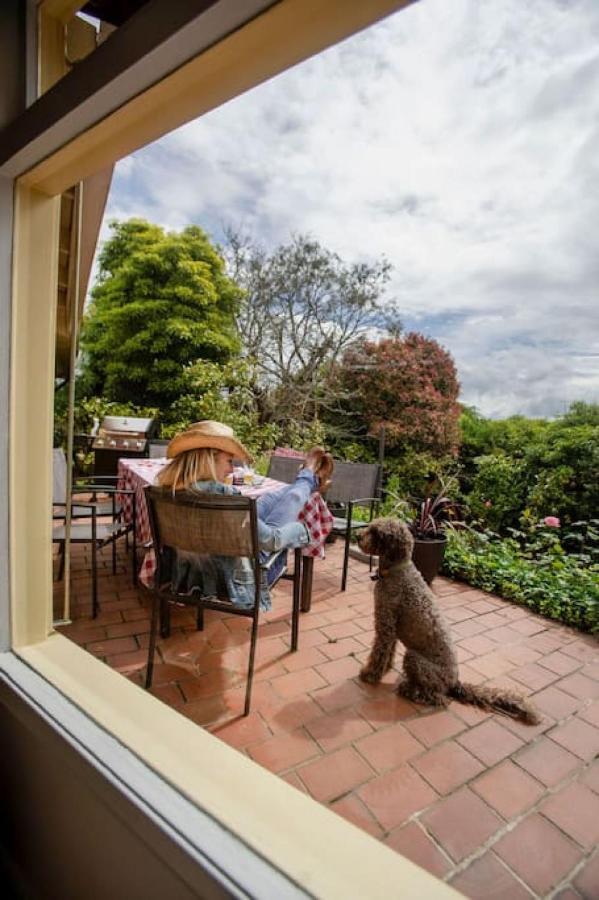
[256,468,316,553]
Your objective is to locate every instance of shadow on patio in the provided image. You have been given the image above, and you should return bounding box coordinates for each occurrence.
[54,538,599,899]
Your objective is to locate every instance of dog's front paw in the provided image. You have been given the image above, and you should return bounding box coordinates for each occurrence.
[359,667,381,684]
[397,680,419,701]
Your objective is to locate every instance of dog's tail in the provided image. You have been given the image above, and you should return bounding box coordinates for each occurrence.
[449,681,541,725]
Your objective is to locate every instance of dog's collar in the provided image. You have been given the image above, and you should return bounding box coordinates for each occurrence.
[371,560,411,581]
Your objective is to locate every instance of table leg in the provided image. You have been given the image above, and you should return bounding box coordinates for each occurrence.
[300,556,314,613]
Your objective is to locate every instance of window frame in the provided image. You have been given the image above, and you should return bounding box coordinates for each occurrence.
[2,1,454,894]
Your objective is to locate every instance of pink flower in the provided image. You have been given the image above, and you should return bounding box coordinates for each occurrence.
[543,516,560,528]
[484,500,492,508]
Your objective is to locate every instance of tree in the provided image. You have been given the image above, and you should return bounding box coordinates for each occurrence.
[79,219,241,408]
[335,334,461,456]
[561,401,599,427]
[225,232,400,430]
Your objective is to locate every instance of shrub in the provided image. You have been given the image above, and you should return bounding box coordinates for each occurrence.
[524,423,599,525]
[383,452,457,500]
[468,452,527,532]
[458,405,599,533]
[443,526,599,633]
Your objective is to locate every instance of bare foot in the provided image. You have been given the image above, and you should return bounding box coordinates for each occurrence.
[303,447,334,492]
[304,447,326,472]
[316,451,334,493]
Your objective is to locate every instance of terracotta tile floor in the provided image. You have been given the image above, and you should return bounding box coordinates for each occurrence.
[54,540,599,899]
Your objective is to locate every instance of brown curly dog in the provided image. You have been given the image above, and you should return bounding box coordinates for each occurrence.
[358,518,540,724]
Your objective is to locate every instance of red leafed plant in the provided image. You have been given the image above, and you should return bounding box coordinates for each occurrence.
[410,477,463,541]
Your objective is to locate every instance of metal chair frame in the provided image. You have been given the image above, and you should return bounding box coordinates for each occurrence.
[266,453,382,591]
[52,487,137,617]
[326,461,382,591]
[265,454,303,484]
[53,448,124,519]
[144,486,301,716]
[148,439,170,459]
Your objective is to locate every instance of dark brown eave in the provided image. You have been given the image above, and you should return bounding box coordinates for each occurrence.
[0,0,278,179]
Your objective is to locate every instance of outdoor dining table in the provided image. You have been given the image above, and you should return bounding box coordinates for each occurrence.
[117,457,333,612]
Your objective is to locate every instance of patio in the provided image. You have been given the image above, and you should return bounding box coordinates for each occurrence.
[55,539,599,899]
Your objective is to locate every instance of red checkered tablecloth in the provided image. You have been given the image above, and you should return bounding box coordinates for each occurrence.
[118,458,333,588]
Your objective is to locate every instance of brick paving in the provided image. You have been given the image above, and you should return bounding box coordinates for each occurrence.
[54,539,599,899]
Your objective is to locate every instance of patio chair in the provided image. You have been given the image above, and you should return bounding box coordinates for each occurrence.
[326,461,382,591]
[144,487,302,716]
[53,448,124,519]
[266,452,304,484]
[148,439,170,458]
[52,489,137,618]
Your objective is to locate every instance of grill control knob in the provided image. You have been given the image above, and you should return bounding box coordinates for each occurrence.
[110,439,116,446]
[123,440,129,448]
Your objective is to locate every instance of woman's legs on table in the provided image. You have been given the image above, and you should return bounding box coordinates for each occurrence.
[257,469,317,527]
[256,469,317,553]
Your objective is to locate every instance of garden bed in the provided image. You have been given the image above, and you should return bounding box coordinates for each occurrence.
[443,529,599,633]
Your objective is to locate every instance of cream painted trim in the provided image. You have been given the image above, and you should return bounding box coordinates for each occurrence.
[23,0,413,195]
[38,8,69,94]
[18,634,457,899]
[10,185,59,647]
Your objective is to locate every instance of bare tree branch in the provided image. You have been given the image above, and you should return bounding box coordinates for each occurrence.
[223,230,401,432]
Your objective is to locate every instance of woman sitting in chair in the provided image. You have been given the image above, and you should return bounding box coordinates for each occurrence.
[155,420,333,607]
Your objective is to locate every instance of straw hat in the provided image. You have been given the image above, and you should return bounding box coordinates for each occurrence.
[166,420,251,462]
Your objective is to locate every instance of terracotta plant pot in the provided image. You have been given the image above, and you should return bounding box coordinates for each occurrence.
[412,536,446,585]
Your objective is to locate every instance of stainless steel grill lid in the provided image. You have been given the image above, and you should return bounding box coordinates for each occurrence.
[100,416,155,433]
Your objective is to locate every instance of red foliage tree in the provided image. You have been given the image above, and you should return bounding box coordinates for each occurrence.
[338,334,461,455]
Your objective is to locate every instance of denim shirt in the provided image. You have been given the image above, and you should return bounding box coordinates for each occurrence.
[166,480,308,611]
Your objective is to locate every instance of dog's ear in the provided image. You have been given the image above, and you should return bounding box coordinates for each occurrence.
[357,521,378,555]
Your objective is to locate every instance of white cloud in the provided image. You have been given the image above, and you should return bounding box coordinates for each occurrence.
[103,0,599,418]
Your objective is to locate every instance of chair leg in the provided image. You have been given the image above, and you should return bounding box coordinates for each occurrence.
[57,542,65,582]
[291,549,301,651]
[145,591,160,689]
[112,535,117,575]
[244,611,260,716]
[196,605,204,631]
[131,537,137,587]
[91,540,99,618]
[131,500,138,586]
[341,528,351,591]
[160,596,171,639]
[300,556,313,613]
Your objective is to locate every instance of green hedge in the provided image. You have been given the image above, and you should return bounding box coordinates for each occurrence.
[443,529,599,633]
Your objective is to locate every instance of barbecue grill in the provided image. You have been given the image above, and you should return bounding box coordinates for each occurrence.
[92,415,158,475]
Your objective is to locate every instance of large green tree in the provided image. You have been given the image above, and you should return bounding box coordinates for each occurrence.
[79,219,241,408]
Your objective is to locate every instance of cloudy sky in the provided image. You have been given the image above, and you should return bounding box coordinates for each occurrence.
[102,0,599,419]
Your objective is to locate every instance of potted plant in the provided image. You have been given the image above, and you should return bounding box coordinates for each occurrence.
[409,480,462,584]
